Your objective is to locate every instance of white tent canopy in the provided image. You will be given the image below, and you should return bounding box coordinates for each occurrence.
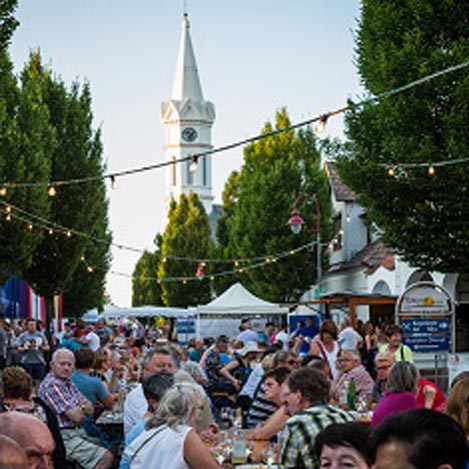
[102,305,193,320]
[196,282,288,317]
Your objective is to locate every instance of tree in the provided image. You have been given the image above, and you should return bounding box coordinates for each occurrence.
[132,235,163,306]
[24,53,111,319]
[0,49,54,282]
[226,108,331,302]
[336,0,469,273]
[159,193,211,306]
[0,0,18,52]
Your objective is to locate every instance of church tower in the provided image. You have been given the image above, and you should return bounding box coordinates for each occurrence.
[161,13,215,215]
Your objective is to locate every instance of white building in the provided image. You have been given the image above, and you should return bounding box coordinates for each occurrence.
[316,162,469,352]
[161,13,215,215]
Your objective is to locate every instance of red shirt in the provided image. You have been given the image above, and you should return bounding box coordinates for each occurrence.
[416,377,446,411]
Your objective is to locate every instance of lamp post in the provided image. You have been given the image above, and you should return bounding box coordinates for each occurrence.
[287,194,322,296]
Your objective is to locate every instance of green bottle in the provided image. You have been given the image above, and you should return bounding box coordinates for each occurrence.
[347,377,357,411]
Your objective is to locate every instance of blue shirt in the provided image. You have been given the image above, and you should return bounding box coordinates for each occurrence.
[71,370,109,404]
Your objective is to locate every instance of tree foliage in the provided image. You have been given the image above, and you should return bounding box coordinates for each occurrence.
[336,0,469,273]
[23,53,111,314]
[132,235,163,306]
[222,108,331,302]
[159,193,211,306]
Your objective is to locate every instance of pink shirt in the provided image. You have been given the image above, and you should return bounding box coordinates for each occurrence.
[371,391,418,428]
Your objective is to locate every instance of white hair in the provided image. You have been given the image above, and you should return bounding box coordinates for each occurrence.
[51,348,75,363]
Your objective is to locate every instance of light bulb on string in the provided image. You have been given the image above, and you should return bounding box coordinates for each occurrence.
[48,228,54,235]
[314,114,329,135]
[110,175,117,190]
[183,279,188,285]
[66,231,72,237]
[5,214,11,221]
[189,155,199,173]
[87,266,94,273]
[28,223,33,230]
[5,205,11,213]
[428,165,436,176]
[80,255,86,261]
[47,186,57,197]
[0,187,7,196]
[387,167,396,177]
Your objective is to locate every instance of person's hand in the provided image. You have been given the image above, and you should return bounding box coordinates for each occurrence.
[198,423,219,447]
[423,385,437,409]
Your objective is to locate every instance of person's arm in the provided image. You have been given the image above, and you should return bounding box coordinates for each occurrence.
[97,380,114,410]
[219,361,240,390]
[64,405,86,424]
[248,405,289,440]
[41,334,50,352]
[183,429,222,469]
[309,341,321,357]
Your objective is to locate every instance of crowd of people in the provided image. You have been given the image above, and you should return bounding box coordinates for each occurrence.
[0,313,468,469]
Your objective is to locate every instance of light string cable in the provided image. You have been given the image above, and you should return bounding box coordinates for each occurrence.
[108,241,316,283]
[1,59,469,191]
[0,199,315,265]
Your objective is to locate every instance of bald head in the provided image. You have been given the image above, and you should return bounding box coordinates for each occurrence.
[0,435,28,469]
[0,412,54,469]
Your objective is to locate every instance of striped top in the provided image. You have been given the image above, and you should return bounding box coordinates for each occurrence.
[246,381,277,428]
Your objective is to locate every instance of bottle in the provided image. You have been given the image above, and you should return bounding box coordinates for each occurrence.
[339,379,349,410]
[231,429,247,465]
[347,377,357,411]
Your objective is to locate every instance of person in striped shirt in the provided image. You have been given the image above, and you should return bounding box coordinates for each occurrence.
[279,367,353,469]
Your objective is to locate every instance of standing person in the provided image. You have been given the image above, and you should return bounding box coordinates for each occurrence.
[123,383,222,469]
[338,316,363,352]
[16,319,50,385]
[292,318,318,357]
[81,325,101,352]
[379,324,413,362]
[363,321,378,377]
[274,322,290,350]
[238,318,259,344]
[309,320,340,379]
[280,367,353,469]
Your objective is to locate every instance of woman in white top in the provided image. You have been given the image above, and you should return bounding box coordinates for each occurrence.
[309,320,340,379]
[124,382,221,469]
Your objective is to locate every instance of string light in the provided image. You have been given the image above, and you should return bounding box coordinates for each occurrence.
[189,155,198,173]
[387,167,396,177]
[66,230,72,237]
[428,165,436,176]
[110,175,117,190]
[0,60,467,191]
[28,223,33,230]
[87,266,94,273]
[5,214,11,221]
[0,187,6,196]
[47,186,57,197]
[314,114,329,135]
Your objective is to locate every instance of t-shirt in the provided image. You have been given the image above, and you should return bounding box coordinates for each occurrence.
[338,327,362,350]
[16,331,48,364]
[85,331,101,352]
[71,370,109,404]
[371,391,418,428]
[238,329,259,344]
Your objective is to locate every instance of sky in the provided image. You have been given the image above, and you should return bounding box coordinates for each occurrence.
[9,0,362,307]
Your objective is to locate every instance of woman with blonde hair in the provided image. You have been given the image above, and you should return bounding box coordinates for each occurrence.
[123,382,221,469]
[445,379,469,438]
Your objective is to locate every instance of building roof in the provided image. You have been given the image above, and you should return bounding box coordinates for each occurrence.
[325,161,356,202]
[326,239,395,276]
[171,13,204,101]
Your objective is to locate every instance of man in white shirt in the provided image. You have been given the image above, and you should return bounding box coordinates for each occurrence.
[124,347,175,435]
[82,325,101,352]
[275,323,290,350]
[238,318,259,344]
[338,316,363,351]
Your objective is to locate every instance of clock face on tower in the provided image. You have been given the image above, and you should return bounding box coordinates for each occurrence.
[181,127,198,142]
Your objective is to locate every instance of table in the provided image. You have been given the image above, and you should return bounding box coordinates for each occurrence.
[96,410,124,427]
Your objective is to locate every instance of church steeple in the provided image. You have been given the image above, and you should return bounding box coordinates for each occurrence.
[161,13,216,218]
[171,13,204,101]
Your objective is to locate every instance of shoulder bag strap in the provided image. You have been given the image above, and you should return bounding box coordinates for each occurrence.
[128,424,168,464]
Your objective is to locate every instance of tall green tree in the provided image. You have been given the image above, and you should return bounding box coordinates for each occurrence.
[0,0,18,52]
[227,109,331,302]
[159,193,211,306]
[132,235,163,306]
[0,49,54,281]
[336,0,469,273]
[24,53,111,319]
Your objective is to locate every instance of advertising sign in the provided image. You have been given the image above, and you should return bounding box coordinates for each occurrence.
[396,282,454,354]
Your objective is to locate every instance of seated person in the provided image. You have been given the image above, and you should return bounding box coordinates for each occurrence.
[370,409,468,469]
[372,352,393,403]
[38,348,114,469]
[331,349,374,405]
[2,365,67,468]
[416,376,446,411]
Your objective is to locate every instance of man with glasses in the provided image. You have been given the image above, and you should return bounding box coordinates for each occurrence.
[372,352,394,403]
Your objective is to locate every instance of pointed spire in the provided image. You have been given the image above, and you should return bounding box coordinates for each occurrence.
[171,13,204,101]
